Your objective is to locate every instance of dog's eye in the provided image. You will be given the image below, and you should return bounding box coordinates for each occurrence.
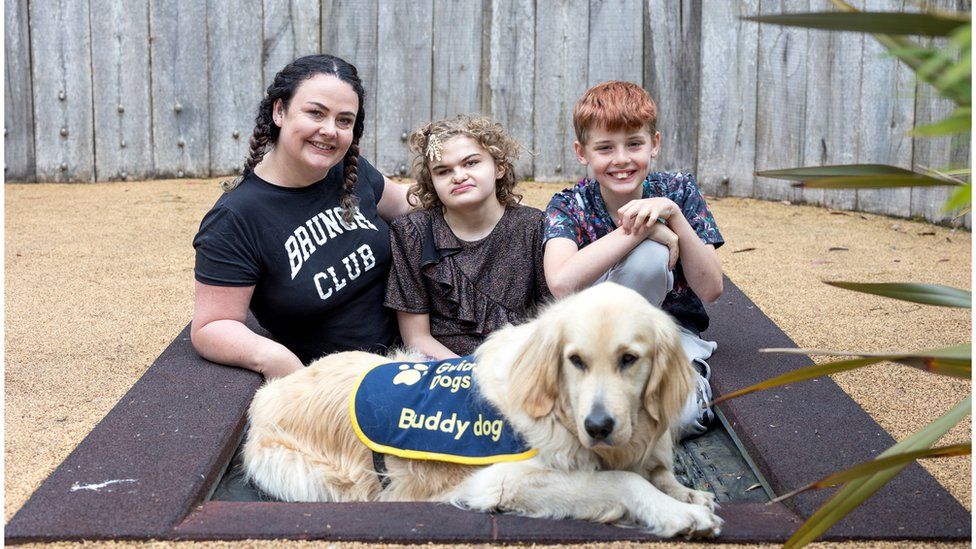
[568,354,587,371]
[619,353,639,370]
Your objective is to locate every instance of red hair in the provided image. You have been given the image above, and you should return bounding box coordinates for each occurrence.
[573,81,657,144]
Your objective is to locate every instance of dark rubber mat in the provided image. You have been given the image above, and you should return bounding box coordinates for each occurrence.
[6,279,969,543]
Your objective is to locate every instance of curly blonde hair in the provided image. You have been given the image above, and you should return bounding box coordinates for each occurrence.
[407,115,522,210]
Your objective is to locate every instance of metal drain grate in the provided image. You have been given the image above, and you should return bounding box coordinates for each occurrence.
[674,409,773,503]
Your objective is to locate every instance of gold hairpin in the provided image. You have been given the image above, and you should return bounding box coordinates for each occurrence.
[426,134,442,162]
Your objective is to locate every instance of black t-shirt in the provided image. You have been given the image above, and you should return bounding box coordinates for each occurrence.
[193,157,396,363]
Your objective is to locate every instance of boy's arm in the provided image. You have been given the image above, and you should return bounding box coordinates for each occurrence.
[667,214,723,302]
[397,311,460,360]
[544,227,649,298]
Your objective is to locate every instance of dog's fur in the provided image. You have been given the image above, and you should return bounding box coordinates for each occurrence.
[243,282,722,537]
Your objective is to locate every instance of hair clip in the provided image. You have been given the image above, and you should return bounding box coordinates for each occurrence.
[426,134,442,162]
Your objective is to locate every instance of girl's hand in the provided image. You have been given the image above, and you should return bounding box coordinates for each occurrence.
[617,197,678,234]
[647,223,679,270]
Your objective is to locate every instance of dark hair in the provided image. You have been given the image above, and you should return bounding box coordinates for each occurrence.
[224,54,366,223]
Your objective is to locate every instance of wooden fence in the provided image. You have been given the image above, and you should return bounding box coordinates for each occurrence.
[4,0,970,224]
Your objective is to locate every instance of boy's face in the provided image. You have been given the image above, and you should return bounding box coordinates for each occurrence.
[574,126,661,199]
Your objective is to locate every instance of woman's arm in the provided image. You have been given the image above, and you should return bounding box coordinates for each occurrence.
[396,311,459,360]
[377,177,415,222]
[191,281,303,379]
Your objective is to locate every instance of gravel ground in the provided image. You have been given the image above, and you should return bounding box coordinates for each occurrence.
[5,178,971,548]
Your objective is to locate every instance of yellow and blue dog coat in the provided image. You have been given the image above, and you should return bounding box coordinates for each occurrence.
[350,355,538,465]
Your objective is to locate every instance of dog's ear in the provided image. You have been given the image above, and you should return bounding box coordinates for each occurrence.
[507,316,562,418]
[643,317,693,427]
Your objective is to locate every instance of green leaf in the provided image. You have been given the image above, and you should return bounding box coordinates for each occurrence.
[784,396,971,547]
[742,12,969,37]
[773,442,971,503]
[760,344,972,379]
[756,164,916,180]
[711,357,885,405]
[910,107,971,137]
[792,174,960,189]
[944,181,973,213]
[711,343,972,405]
[824,281,972,308]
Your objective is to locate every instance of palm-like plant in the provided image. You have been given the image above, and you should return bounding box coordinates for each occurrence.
[718,2,972,546]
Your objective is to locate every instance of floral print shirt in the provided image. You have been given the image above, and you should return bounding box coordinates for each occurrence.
[544,172,724,333]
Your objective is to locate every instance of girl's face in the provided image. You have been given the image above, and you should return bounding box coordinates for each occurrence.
[429,135,505,211]
[272,74,358,182]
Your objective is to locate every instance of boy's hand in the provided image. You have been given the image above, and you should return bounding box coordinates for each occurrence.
[617,197,678,234]
[647,223,679,270]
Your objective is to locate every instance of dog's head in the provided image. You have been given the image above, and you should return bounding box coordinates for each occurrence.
[501,282,693,449]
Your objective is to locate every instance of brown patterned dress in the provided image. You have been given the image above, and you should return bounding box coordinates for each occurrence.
[385,204,551,355]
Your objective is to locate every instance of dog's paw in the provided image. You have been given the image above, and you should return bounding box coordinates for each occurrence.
[662,484,716,511]
[645,502,722,539]
[684,488,716,511]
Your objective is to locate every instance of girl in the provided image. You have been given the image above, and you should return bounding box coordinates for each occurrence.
[385,115,550,359]
[191,54,412,379]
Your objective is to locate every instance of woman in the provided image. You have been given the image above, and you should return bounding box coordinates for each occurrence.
[191,55,411,378]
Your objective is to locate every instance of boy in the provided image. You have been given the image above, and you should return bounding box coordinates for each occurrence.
[543,81,724,439]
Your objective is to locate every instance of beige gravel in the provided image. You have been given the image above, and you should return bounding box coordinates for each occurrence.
[5,178,971,547]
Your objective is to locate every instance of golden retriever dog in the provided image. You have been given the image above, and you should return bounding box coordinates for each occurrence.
[243,282,722,537]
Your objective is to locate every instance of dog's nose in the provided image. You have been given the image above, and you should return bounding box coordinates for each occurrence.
[584,406,615,440]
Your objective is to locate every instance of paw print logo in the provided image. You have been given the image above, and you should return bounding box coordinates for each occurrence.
[392,363,429,386]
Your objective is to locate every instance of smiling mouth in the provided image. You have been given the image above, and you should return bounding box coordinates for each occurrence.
[308,141,337,153]
[609,171,634,180]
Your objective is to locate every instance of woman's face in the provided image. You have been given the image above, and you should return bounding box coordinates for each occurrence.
[273,74,359,182]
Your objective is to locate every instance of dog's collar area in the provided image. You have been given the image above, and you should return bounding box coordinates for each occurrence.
[371,451,391,490]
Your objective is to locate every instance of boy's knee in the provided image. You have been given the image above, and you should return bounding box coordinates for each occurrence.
[602,240,674,305]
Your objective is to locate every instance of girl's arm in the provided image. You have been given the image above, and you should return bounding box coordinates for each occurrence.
[544,226,650,298]
[191,281,303,379]
[377,177,415,221]
[397,311,460,360]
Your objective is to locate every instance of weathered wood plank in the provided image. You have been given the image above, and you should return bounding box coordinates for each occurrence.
[375,1,433,176]
[587,0,642,86]
[29,0,95,182]
[150,0,210,178]
[854,0,914,217]
[911,0,971,226]
[533,0,588,182]
[796,1,829,206]
[323,0,379,165]
[487,0,535,178]
[432,0,484,119]
[754,0,807,203]
[4,0,35,181]
[644,0,701,173]
[208,0,264,176]
[818,0,861,210]
[90,0,153,181]
[698,0,759,198]
[263,0,322,90]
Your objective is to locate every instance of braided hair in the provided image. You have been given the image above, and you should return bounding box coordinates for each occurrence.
[224,55,366,224]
